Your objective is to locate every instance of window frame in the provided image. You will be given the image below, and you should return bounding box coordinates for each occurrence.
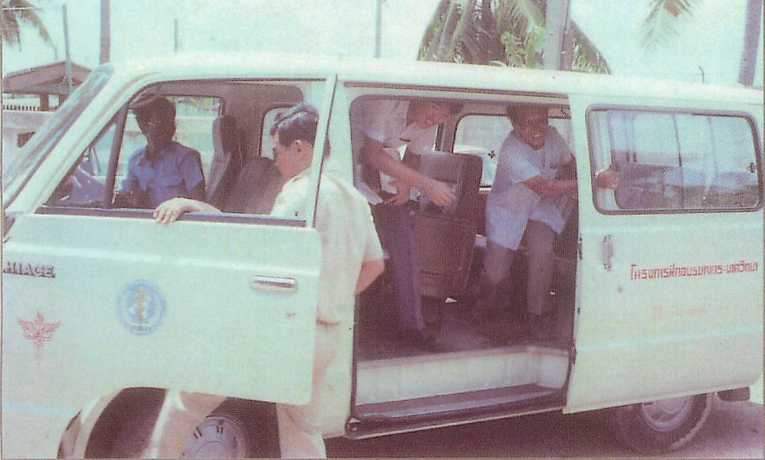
[38,79,326,227]
[450,107,573,188]
[586,104,763,216]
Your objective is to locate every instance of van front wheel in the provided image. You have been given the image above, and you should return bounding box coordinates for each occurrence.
[182,398,279,458]
[608,393,712,454]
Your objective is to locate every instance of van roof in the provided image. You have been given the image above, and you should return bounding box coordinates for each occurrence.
[109,52,763,105]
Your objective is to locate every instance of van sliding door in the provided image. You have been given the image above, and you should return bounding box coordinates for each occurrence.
[566,95,763,412]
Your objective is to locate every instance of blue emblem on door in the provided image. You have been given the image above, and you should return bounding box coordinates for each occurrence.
[117,280,166,335]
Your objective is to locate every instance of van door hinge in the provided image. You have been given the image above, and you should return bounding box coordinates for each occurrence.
[577,236,582,260]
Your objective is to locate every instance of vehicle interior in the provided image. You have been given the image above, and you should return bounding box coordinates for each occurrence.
[349,96,578,425]
[46,80,581,427]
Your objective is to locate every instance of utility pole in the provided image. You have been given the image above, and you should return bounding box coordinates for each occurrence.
[174,18,180,53]
[62,4,73,95]
[542,0,570,70]
[100,0,111,64]
[373,0,382,57]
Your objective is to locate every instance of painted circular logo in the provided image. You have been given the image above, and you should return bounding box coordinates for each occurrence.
[117,280,166,335]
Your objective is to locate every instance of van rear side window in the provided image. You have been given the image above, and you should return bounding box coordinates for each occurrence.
[589,109,761,212]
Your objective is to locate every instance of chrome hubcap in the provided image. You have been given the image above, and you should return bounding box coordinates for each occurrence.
[640,396,693,432]
[182,415,248,458]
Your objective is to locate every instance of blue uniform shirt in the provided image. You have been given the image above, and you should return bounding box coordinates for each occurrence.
[121,141,205,208]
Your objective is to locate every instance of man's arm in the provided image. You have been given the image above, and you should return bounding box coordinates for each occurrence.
[153,197,221,224]
[355,259,384,294]
[522,175,577,198]
[363,138,456,207]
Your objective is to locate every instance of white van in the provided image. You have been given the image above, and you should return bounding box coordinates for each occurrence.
[2,53,762,458]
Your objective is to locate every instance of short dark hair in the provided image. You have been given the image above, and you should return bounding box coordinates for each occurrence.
[134,96,176,137]
[269,103,318,147]
[506,104,547,125]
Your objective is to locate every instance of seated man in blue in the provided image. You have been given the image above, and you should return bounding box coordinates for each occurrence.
[119,97,205,208]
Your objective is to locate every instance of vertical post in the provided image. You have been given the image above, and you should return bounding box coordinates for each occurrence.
[63,5,73,94]
[100,0,111,64]
[542,0,570,70]
[374,0,382,57]
[174,18,180,53]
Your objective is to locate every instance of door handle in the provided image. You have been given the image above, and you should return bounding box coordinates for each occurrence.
[251,275,297,293]
[601,235,614,271]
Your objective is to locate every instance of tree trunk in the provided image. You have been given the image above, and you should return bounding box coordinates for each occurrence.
[738,0,762,86]
[542,0,571,70]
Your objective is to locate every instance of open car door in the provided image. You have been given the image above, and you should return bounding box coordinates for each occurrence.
[3,74,337,456]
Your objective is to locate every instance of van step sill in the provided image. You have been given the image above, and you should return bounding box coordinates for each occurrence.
[355,384,559,421]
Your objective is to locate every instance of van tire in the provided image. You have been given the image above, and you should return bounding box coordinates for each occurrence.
[607,393,712,454]
[182,398,280,458]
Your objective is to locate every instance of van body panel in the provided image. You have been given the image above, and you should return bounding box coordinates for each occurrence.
[2,214,321,457]
[565,94,764,412]
[3,54,763,456]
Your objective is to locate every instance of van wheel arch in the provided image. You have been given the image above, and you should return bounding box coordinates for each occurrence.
[71,389,279,458]
[607,393,712,454]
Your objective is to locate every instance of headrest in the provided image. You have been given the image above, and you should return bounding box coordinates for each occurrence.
[213,115,238,153]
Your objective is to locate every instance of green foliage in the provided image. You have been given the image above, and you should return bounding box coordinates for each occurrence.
[641,0,701,49]
[1,0,52,49]
[418,0,610,74]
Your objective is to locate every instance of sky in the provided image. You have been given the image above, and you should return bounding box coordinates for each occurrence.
[2,0,763,87]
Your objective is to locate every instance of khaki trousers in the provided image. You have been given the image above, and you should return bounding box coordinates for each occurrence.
[142,323,339,459]
[482,220,556,316]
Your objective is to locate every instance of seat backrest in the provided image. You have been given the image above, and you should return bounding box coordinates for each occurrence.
[414,153,482,299]
[222,157,284,215]
[207,115,240,203]
[417,152,482,220]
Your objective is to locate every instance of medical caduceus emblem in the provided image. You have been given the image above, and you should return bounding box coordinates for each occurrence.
[17,311,62,358]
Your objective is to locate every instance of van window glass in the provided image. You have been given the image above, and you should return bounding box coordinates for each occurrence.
[118,96,222,180]
[454,112,574,187]
[261,106,290,160]
[590,109,760,211]
[48,118,117,208]
[3,68,112,204]
[43,80,320,223]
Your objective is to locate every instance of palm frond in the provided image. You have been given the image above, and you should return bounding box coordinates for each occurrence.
[641,0,700,49]
[1,0,52,48]
[568,20,610,73]
[419,0,451,60]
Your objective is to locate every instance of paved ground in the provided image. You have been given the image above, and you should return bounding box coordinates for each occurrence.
[326,397,763,458]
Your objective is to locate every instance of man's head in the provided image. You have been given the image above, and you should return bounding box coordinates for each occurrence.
[269,103,319,179]
[507,104,549,150]
[409,100,462,129]
[134,97,176,152]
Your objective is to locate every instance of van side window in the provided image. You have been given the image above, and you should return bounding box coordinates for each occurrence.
[454,112,574,187]
[261,106,289,160]
[117,96,222,187]
[48,117,117,207]
[589,109,761,212]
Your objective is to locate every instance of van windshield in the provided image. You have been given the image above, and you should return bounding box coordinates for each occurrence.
[2,67,112,207]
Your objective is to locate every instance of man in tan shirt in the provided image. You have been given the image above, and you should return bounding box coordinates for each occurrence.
[147,103,384,458]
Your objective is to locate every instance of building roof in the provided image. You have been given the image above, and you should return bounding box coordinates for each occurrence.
[2,61,91,95]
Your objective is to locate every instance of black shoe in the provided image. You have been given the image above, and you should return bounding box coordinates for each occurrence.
[398,329,442,352]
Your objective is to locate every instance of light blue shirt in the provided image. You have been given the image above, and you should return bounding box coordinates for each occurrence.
[121,141,205,208]
[486,127,573,250]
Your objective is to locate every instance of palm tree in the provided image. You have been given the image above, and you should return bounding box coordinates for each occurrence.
[418,0,610,73]
[1,0,52,49]
[738,0,762,86]
[641,0,700,49]
[642,0,762,87]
